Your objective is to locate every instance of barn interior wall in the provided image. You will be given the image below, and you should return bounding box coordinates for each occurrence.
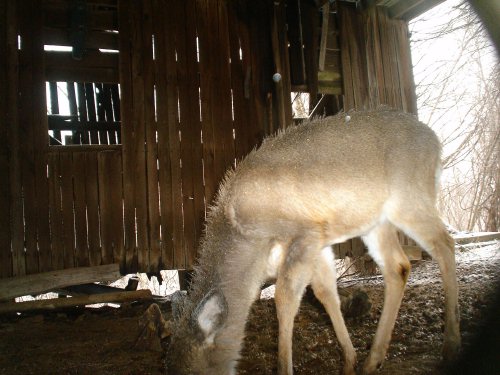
[0,0,418,280]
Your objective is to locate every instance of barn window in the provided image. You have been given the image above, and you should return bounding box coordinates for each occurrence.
[46,81,121,146]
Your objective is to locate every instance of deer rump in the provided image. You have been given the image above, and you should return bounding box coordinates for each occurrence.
[161,109,460,375]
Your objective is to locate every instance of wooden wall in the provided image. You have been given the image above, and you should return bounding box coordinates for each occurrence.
[0,0,293,278]
[117,0,291,273]
[339,3,417,113]
[0,0,419,280]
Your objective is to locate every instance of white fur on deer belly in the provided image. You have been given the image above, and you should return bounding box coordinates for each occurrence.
[266,243,285,278]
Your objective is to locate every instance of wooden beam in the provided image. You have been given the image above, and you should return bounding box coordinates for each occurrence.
[44,27,119,50]
[0,289,152,314]
[388,0,446,20]
[454,232,500,245]
[0,264,121,301]
[318,2,330,71]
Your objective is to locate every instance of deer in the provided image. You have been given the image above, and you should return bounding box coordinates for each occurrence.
[161,109,461,375]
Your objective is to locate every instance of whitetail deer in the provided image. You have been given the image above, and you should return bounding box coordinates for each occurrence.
[163,109,461,375]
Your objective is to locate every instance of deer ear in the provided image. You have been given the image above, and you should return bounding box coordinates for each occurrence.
[191,289,228,344]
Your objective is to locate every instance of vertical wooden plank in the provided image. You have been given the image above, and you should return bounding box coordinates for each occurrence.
[0,0,12,278]
[73,152,90,267]
[118,0,136,272]
[95,83,108,144]
[76,82,90,144]
[365,8,382,109]
[152,0,175,269]
[196,0,218,207]
[119,0,149,272]
[59,152,76,269]
[131,0,149,271]
[85,83,99,144]
[301,0,319,108]
[48,81,62,143]
[227,1,251,162]
[67,82,79,144]
[6,1,25,277]
[176,0,204,268]
[18,0,39,274]
[276,0,293,127]
[270,1,287,131]
[32,0,51,273]
[377,9,397,108]
[164,0,184,269]
[395,21,417,114]
[237,2,267,155]
[98,151,124,267]
[110,84,121,143]
[338,4,355,110]
[286,0,306,85]
[142,0,160,272]
[85,152,101,266]
[216,0,237,172]
[102,84,116,144]
[48,152,65,270]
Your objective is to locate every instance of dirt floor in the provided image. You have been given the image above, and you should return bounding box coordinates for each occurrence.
[1,241,499,375]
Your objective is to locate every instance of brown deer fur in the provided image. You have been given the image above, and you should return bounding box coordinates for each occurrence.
[164,109,461,375]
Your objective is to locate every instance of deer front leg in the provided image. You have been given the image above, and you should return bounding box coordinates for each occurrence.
[362,222,411,374]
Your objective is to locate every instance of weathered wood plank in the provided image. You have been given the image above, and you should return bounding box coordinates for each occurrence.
[0,0,12,278]
[72,152,90,267]
[196,0,218,207]
[6,1,25,277]
[44,2,118,31]
[76,83,90,144]
[164,0,184,269]
[47,153,65,270]
[59,152,76,268]
[176,0,200,269]
[118,0,137,272]
[0,289,151,314]
[43,27,119,50]
[98,151,124,267]
[227,1,251,162]
[286,0,306,85]
[18,1,39,274]
[45,66,119,83]
[102,84,116,144]
[129,0,149,271]
[395,21,417,114]
[110,84,121,143]
[95,83,109,144]
[85,83,100,144]
[338,4,355,110]
[301,0,320,109]
[142,0,160,272]
[85,152,101,266]
[275,0,293,127]
[0,263,121,302]
[270,1,287,131]
[377,9,397,107]
[152,0,174,270]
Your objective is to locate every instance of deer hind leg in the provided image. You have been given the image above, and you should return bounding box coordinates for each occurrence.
[389,208,461,361]
[310,247,357,375]
[362,221,411,374]
[274,236,319,375]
